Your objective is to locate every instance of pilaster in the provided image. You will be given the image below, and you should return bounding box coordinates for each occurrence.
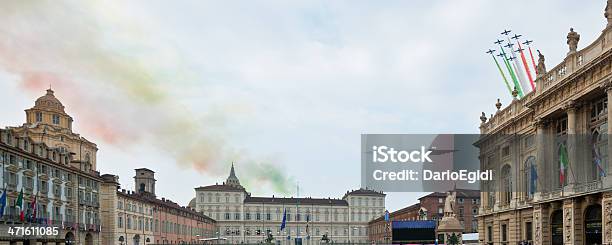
[563,199,575,245]
[603,192,612,245]
[534,205,542,245]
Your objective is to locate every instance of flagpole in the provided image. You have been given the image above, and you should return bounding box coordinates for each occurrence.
[296,181,300,241]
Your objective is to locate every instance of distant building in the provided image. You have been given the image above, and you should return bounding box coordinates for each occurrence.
[419,189,480,233]
[193,164,385,244]
[368,189,480,243]
[368,203,422,243]
[0,89,102,244]
[100,169,216,245]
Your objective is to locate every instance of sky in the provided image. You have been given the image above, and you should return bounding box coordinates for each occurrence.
[0,0,607,212]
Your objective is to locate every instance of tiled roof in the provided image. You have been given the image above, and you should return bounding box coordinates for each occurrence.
[369,203,421,224]
[342,188,385,199]
[418,188,481,200]
[244,196,348,206]
[117,190,215,222]
[195,184,246,192]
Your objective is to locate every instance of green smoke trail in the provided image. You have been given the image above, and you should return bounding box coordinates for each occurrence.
[243,162,295,195]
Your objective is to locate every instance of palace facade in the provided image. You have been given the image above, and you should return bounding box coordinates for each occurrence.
[476,1,612,245]
[101,169,216,245]
[191,164,385,244]
[0,89,102,244]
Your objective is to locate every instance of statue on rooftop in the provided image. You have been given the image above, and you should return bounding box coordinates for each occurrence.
[567,28,580,54]
[606,0,612,27]
[536,50,546,77]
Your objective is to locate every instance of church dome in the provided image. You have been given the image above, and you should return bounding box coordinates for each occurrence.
[33,89,66,114]
[188,197,196,208]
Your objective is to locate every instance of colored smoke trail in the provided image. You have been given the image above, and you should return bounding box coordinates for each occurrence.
[0,1,293,194]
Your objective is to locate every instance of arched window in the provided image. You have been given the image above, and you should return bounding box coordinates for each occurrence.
[524,156,537,199]
[551,210,563,245]
[501,164,512,205]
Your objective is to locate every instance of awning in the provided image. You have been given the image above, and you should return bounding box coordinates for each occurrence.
[392,220,436,229]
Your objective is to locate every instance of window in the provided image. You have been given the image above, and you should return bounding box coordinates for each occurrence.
[487,225,493,243]
[458,198,464,204]
[235,213,240,220]
[66,187,73,199]
[52,114,60,124]
[438,198,443,203]
[525,222,533,241]
[502,146,510,157]
[501,224,508,243]
[524,156,537,199]
[225,213,230,220]
[118,216,123,228]
[501,165,512,205]
[35,112,42,122]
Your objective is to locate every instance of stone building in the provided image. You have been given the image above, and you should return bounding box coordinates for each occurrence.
[0,89,102,244]
[192,164,385,244]
[418,189,480,233]
[101,169,216,245]
[367,189,480,243]
[476,2,612,244]
[367,203,421,243]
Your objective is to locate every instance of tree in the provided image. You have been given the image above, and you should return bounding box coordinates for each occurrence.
[321,234,330,243]
[447,233,460,245]
[265,233,274,243]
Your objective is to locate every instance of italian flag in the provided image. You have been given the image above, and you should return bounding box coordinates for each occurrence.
[559,144,569,185]
[15,189,23,221]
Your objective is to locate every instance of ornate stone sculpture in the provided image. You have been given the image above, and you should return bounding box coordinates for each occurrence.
[605,201,612,242]
[564,207,573,243]
[480,112,487,124]
[536,50,546,77]
[567,28,580,54]
[534,210,541,245]
[444,191,456,217]
[606,0,612,27]
[495,98,502,111]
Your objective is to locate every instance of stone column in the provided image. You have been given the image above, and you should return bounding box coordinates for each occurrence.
[535,118,547,198]
[563,199,575,245]
[565,101,577,192]
[605,82,612,188]
[603,192,612,245]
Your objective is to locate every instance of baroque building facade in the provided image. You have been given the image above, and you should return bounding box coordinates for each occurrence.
[476,1,612,244]
[0,89,102,244]
[101,169,216,245]
[192,164,385,244]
